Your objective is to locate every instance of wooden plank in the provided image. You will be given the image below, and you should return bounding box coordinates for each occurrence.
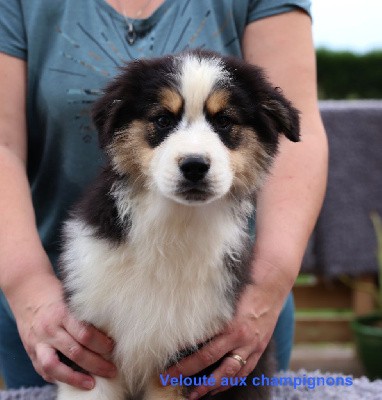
[352,275,376,316]
[293,280,352,309]
[294,318,353,343]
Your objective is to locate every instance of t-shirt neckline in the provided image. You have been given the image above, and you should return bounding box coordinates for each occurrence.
[95,0,176,31]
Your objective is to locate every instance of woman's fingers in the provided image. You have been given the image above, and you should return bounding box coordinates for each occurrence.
[187,349,252,400]
[63,315,114,357]
[166,326,258,399]
[34,343,95,390]
[10,276,117,388]
[26,299,117,386]
[164,283,278,398]
[166,334,232,378]
[52,327,117,378]
[209,351,262,396]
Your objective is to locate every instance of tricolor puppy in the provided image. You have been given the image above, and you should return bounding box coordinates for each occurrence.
[57,50,300,400]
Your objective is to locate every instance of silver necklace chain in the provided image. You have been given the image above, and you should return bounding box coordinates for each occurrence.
[117,0,154,45]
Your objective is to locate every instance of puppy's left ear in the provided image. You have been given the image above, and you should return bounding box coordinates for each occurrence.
[224,55,300,143]
[261,90,300,143]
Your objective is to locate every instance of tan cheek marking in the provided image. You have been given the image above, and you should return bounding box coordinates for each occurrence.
[205,89,230,115]
[160,88,183,114]
[108,121,154,191]
[230,128,273,196]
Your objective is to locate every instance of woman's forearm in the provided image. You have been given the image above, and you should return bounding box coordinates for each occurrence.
[0,53,56,299]
[252,118,328,287]
[0,145,57,300]
[243,11,329,287]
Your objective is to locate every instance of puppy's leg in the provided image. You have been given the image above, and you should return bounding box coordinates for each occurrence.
[143,375,186,400]
[57,375,125,400]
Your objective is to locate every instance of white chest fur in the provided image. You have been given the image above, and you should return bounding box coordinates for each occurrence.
[61,193,252,387]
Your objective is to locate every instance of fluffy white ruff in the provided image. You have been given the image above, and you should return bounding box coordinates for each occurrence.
[57,377,125,400]
[61,189,253,392]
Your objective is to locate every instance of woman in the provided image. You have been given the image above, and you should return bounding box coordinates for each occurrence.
[0,0,327,398]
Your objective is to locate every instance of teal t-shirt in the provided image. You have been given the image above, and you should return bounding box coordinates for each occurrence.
[0,0,311,268]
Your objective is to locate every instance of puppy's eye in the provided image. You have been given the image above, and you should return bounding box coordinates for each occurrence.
[211,114,233,132]
[209,113,241,149]
[147,114,179,147]
[153,115,176,131]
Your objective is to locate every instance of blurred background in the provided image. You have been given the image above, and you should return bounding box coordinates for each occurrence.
[312,0,381,99]
[0,0,380,393]
[291,0,382,380]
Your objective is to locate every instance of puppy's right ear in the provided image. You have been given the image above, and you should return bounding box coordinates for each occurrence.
[92,81,125,149]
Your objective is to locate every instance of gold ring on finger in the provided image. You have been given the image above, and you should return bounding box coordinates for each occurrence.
[227,353,247,367]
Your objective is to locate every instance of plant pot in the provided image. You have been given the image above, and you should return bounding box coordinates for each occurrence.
[351,312,382,380]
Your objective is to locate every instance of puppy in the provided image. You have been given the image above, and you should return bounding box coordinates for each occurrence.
[57,50,300,400]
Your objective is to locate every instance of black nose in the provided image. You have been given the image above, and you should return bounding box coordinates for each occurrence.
[179,156,210,183]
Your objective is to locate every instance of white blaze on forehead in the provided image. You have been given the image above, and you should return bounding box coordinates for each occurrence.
[179,54,229,121]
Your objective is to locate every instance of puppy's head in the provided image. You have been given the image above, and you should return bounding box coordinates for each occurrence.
[93,50,300,205]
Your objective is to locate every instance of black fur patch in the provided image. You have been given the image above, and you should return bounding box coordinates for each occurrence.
[57,351,89,375]
[223,235,254,305]
[220,54,300,148]
[92,56,179,149]
[74,166,130,244]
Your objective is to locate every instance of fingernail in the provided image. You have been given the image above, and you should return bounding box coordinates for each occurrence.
[83,379,95,390]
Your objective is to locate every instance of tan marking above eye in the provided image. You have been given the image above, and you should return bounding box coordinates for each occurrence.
[205,89,230,115]
[159,88,183,114]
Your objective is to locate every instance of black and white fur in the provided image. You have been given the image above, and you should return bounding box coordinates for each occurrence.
[57,50,300,400]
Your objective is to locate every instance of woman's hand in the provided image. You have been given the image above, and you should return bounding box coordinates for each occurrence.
[165,258,289,399]
[9,273,117,390]
[0,53,117,391]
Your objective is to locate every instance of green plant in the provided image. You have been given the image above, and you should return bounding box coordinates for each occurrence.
[316,49,382,99]
[340,212,382,312]
[370,212,382,310]
[351,212,382,380]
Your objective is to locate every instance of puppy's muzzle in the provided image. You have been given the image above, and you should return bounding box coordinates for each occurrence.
[179,155,210,183]
[176,155,213,203]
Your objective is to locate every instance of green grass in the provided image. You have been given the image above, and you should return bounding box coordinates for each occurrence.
[296,308,354,319]
[294,274,318,286]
